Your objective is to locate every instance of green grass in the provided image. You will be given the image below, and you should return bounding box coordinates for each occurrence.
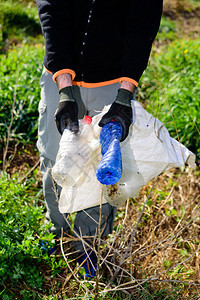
[140,38,200,156]
[0,44,44,149]
[0,0,42,53]
[157,16,178,42]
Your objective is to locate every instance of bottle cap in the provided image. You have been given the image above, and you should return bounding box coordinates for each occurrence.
[83,115,92,124]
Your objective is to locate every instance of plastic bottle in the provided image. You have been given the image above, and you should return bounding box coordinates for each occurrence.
[52,116,93,187]
[96,121,123,185]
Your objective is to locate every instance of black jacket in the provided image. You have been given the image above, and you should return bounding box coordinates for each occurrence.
[36,0,163,86]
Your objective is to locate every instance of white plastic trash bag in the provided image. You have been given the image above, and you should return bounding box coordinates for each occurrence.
[53,100,196,213]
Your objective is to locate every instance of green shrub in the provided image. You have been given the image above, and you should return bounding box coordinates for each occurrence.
[0,172,59,299]
[0,44,44,149]
[0,173,43,296]
[140,38,200,156]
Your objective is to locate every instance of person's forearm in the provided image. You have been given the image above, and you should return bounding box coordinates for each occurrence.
[56,73,73,90]
[120,80,136,93]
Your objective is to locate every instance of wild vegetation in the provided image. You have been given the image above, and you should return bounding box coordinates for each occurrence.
[0,0,200,299]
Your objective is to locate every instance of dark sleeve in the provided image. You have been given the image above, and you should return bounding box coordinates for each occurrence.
[121,0,163,83]
[36,0,74,74]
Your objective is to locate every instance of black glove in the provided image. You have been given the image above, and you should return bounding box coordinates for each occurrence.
[55,86,79,135]
[98,88,133,142]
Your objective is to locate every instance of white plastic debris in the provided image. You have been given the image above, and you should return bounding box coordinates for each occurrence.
[54,101,196,213]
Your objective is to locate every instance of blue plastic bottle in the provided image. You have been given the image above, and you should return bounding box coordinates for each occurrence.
[96,121,123,185]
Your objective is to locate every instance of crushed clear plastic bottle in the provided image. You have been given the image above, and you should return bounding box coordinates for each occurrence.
[96,121,123,185]
[52,116,93,187]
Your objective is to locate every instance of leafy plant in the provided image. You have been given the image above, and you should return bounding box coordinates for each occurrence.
[0,172,60,299]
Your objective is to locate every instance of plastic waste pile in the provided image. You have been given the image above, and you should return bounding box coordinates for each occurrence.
[52,101,196,213]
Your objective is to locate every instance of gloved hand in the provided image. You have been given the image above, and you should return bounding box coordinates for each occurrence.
[55,86,79,135]
[98,88,133,142]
